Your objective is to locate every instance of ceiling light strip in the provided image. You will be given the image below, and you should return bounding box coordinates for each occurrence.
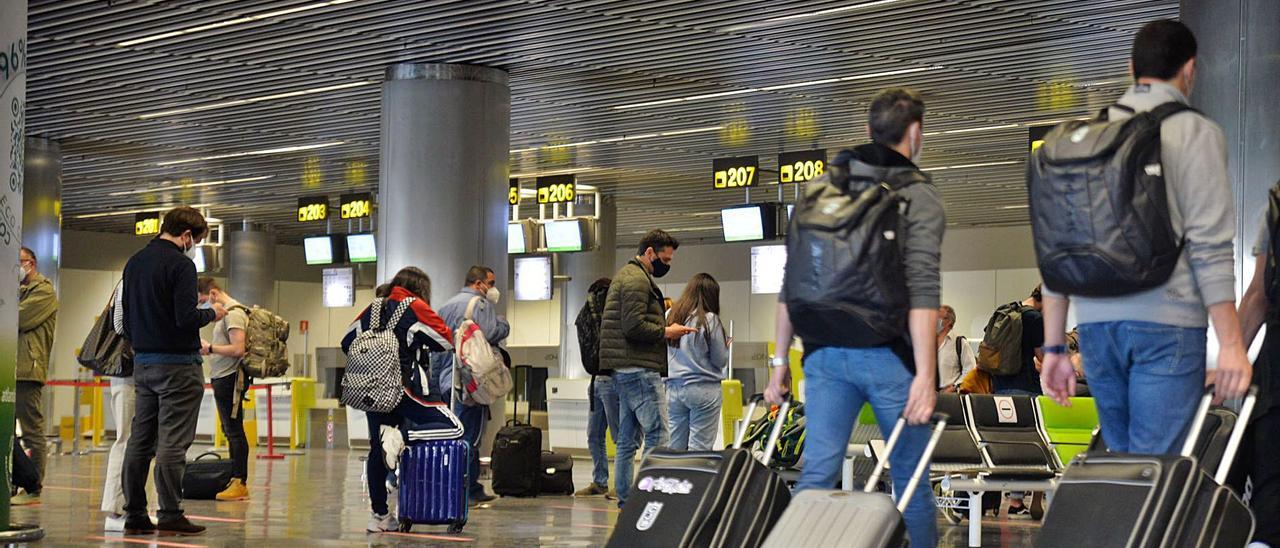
[613,67,934,110]
[116,0,358,47]
[156,142,344,166]
[106,176,273,196]
[71,203,214,220]
[510,126,721,154]
[923,160,1020,171]
[724,0,904,32]
[138,82,374,119]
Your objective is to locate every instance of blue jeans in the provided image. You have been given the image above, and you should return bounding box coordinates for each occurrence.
[667,381,722,451]
[798,347,936,547]
[1077,321,1206,454]
[613,370,669,506]
[588,376,622,487]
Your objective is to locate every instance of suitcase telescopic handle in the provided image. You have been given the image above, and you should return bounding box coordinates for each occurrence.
[864,412,950,514]
[1181,384,1258,483]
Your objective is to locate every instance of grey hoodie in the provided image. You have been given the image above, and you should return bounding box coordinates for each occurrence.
[1044,82,1236,328]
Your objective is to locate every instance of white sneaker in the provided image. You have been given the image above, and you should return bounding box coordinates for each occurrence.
[1246,543,1271,548]
[104,515,126,533]
[367,512,397,533]
[380,425,404,471]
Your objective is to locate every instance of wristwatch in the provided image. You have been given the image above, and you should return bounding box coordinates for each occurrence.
[770,356,788,368]
[1043,344,1068,355]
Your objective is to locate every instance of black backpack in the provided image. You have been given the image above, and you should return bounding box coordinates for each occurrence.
[1264,182,1280,304]
[575,285,609,375]
[1028,102,1192,296]
[783,150,929,348]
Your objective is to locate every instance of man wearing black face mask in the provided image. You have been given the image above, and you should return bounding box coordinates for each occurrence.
[120,206,226,536]
[599,229,697,507]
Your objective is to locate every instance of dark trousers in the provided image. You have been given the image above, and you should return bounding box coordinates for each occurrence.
[1244,408,1280,545]
[15,381,47,481]
[123,363,203,521]
[366,397,443,516]
[212,371,250,481]
[443,390,487,497]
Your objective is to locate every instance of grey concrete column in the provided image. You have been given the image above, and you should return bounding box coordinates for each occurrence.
[22,137,60,293]
[228,223,276,309]
[377,63,510,307]
[1181,1,1280,292]
[558,197,618,379]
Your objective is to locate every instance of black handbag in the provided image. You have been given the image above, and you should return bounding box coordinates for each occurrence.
[539,451,574,495]
[76,288,133,377]
[182,452,233,500]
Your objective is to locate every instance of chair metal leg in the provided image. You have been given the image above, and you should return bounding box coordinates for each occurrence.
[968,490,982,547]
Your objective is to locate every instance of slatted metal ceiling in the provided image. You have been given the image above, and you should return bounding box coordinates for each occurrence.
[25,0,1179,243]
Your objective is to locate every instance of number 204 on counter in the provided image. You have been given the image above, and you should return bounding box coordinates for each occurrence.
[713,156,759,190]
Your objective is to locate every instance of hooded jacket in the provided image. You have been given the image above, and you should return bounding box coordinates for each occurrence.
[18,271,58,383]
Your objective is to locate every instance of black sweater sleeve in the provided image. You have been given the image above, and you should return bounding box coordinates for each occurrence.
[172,259,216,330]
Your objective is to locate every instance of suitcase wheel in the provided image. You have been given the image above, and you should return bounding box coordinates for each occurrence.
[397,518,412,533]
[447,522,464,534]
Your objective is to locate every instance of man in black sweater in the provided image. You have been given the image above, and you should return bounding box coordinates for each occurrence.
[120,206,226,536]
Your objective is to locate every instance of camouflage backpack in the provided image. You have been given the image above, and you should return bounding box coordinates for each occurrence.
[232,305,291,377]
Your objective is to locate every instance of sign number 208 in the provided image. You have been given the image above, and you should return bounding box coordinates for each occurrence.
[714,166,756,189]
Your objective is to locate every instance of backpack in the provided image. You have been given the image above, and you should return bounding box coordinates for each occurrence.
[1264,182,1280,304]
[976,302,1026,376]
[231,305,290,378]
[1028,102,1192,296]
[783,149,929,347]
[341,297,413,413]
[575,289,608,376]
[454,297,513,406]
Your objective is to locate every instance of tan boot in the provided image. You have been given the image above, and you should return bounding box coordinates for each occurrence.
[216,478,250,501]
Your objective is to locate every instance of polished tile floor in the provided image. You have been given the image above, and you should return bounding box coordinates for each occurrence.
[15,447,1040,546]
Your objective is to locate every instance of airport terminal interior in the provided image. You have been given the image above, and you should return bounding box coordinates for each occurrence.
[0,0,1278,546]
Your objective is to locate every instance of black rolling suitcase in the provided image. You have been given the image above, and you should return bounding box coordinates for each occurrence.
[1038,386,1257,548]
[1170,388,1257,548]
[606,394,793,548]
[491,365,542,497]
[760,413,950,548]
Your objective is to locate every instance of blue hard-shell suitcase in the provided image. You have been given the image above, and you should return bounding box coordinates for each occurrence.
[397,440,470,533]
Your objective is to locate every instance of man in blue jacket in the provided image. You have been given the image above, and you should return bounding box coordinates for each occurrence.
[431,265,510,505]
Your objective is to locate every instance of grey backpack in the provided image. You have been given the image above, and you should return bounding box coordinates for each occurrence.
[341,297,412,413]
[1027,102,1192,296]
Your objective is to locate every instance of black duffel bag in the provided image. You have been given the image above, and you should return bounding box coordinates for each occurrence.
[183,452,233,500]
[540,451,574,495]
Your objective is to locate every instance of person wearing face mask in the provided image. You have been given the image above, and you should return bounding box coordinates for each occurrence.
[119,206,226,537]
[600,229,699,507]
[430,265,510,505]
[12,246,58,506]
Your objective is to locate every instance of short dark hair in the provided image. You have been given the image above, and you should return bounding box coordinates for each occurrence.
[465,265,494,286]
[197,277,220,294]
[867,88,925,146]
[636,229,679,256]
[389,266,432,304]
[1132,19,1197,80]
[1031,284,1043,302]
[19,246,34,263]
[160,206,208,240]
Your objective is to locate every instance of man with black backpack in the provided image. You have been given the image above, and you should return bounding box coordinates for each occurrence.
[766,87,942,546]
[574,278,622,499]
[1036,20,1251,455]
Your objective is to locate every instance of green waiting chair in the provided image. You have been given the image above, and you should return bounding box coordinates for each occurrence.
[1034,396,1098,468]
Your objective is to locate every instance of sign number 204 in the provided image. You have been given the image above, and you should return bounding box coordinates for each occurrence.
[714,166,756,189]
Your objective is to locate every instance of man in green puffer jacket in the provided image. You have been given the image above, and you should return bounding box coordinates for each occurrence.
[600,229,698,507]
[16,246,58,501]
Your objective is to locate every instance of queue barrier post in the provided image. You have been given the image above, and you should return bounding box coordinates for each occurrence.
[256,383,285,460]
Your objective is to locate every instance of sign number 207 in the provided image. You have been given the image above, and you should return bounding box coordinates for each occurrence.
[714,166,756,189]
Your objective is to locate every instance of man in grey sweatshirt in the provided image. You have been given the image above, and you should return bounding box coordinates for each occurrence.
[1040,20,1252,454]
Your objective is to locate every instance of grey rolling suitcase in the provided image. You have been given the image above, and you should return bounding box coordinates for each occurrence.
[760,413,949,548]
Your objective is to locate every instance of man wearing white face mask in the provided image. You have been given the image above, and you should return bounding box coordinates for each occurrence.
[119,206,226,536]
[14,246,58,505]
[431,265,509,504]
